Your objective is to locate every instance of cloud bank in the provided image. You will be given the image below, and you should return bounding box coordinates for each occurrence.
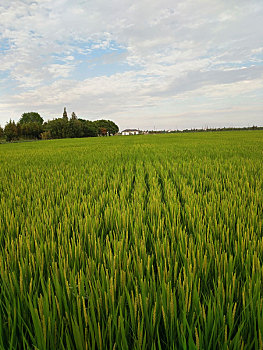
[0,0,262,129]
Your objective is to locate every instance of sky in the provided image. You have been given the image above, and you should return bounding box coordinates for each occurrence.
[0,0,262,130]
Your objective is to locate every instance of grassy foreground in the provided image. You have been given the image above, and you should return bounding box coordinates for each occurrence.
[0,131,262,350]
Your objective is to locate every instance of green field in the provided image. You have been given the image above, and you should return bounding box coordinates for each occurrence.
[0,131,262,349]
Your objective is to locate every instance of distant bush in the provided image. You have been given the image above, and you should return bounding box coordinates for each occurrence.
[41,130,52,140]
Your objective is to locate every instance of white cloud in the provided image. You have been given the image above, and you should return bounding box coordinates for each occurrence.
[0,0,262,128]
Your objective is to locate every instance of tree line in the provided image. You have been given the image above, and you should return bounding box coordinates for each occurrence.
[0,110,119,142]
[168,126,263,133]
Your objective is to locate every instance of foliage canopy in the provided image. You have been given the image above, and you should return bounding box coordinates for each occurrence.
[19,112,44,125]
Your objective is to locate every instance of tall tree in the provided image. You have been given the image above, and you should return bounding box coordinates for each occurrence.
[71,112,77,120]
[63,107,68,120]
[107,120,119,135]
[44,118,68,139]
[94,120,119,136]
[20,122,44,139]
[19,112,44,125]
[4,120,18,141]
[65,119,83,138]
[78,119,98,137]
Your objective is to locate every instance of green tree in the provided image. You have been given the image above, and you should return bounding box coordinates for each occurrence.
[19,112,44,125]
[0,126,4,139]
[20,122,44,139]
[44,118,68,139]
[78,119,97,137]
[63,107,68,121]
[107,120,119,135]
[4,120,18,141]
[65,118,83,138]
[71,112,77,120]
[94,120,119,136]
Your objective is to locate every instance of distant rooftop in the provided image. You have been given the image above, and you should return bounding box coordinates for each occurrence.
[121,129,140,132]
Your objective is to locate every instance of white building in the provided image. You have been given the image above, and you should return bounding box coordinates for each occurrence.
[121,129,141,136]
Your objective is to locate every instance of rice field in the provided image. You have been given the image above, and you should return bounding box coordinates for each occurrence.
[0,131,262,350]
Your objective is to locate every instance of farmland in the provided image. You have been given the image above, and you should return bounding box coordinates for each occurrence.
[0,131,262,349]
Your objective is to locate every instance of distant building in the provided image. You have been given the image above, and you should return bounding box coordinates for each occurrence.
[121,129,141,136]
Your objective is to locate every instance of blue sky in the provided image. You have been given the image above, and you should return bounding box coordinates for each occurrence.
[0,0,262,130]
